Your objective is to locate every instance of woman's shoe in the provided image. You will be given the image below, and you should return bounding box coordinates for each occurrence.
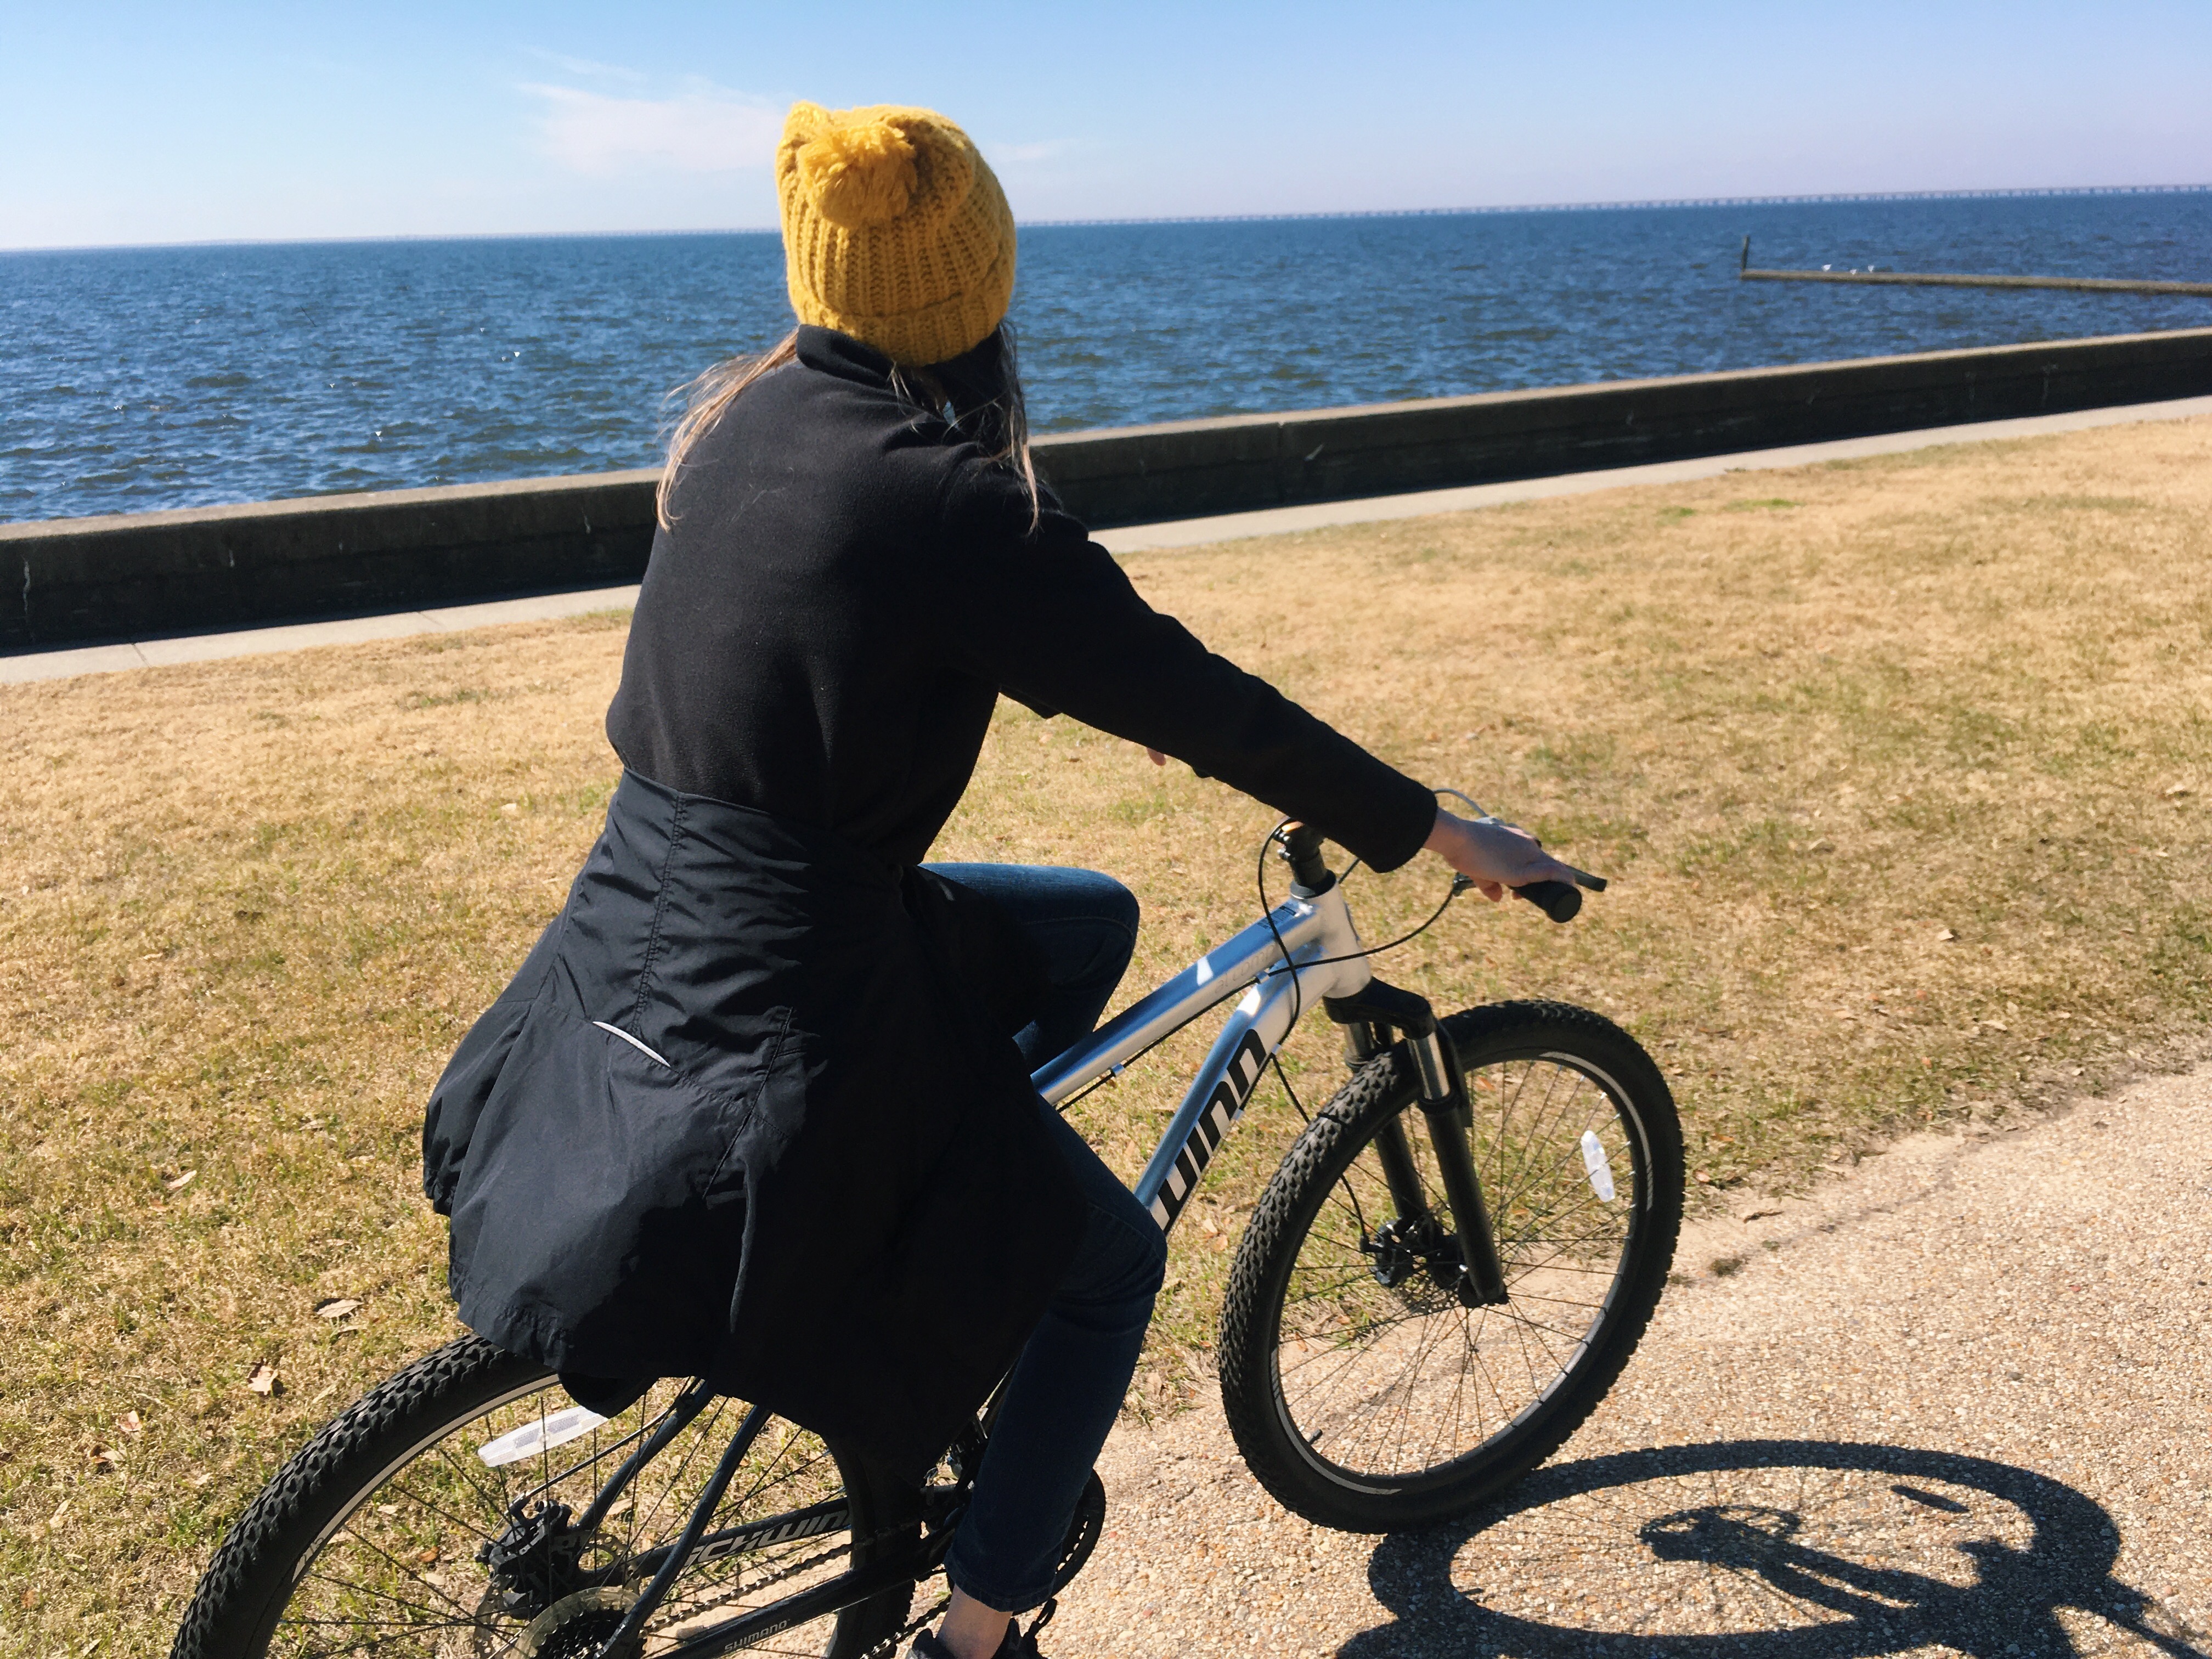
[907,1620,1048,1658]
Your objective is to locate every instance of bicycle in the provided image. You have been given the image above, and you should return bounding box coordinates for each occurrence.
[171,819,1684,1658]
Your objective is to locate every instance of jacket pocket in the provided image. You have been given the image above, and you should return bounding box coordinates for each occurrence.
[444,1002,766,1378]
[421,912,571,1214]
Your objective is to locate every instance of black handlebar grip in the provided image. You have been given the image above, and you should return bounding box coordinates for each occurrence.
[1513,880,1583,923]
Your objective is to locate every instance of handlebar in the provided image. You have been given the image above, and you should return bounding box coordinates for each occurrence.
[1284,820,1606,923]
[1512,880,1583,923]
[1511,868,1608,923]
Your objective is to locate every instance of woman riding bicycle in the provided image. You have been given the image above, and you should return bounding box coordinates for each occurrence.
[421,100,1577,1659]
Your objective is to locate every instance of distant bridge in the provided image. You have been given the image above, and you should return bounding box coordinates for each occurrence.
[1029,183,2212,228]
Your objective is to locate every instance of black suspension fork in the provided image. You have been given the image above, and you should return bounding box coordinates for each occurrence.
[1341,1018,1431,1226]
[1282,824,1508,1304]
[1327,984,1510,1307]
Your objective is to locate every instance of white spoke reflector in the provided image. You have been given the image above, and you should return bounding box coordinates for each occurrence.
[478,1406,607,1468]
[1579,1131,1617,1203]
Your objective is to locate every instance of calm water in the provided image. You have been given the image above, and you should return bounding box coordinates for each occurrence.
[4,193,2209,524]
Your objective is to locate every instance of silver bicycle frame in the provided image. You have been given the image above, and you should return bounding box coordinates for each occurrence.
[1029,879,1376,1231]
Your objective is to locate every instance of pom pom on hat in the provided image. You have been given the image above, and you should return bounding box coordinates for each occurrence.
[797,117,918,229]
[777,101,1013,368]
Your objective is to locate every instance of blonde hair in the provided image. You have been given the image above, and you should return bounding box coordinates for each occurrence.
[657,323,1042,533]
[656,331,799,529]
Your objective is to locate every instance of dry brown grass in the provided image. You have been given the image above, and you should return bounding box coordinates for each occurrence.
[5,416,2212,1650]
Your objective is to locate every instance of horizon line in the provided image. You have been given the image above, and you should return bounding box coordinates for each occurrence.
[1032,182,2212,226]
[5,180,2207,256]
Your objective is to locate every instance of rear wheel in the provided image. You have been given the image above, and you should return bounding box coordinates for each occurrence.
[170,1337,918,1658]
[1219,1001,1683,1531]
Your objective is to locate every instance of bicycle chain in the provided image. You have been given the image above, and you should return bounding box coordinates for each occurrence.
[663,1517,944,1659]
[713,1511,961,1658]
[597,1512,943,1651]
[855,1591,1058,1659]
[857,1589,952,1659]
[590,1504,1069,1656]
[640,1534,861,1622]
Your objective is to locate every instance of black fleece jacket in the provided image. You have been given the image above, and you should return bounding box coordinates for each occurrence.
[606,327,1436,871]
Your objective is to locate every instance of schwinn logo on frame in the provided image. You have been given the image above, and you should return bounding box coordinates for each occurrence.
[686,1500,849,1569]
[1150,1029,1268,1230]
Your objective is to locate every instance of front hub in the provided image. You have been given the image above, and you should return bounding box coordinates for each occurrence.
[1368,1217,1455,1289]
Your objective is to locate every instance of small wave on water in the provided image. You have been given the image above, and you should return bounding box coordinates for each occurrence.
[3,190,2209,524]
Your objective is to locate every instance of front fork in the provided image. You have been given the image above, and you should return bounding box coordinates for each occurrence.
[1330,986,1510,1307]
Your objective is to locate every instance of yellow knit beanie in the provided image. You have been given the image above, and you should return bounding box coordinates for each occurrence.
[776,101,1016,368]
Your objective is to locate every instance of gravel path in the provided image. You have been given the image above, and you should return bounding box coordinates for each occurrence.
[1037,1065,2212,1657]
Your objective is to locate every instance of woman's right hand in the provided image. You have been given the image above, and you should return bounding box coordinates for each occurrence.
[1423,808,1588,902]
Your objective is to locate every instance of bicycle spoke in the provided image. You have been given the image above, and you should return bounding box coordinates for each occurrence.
[314,1525,487,1622]
[1383,1298,1455,1472]
[1279,1266,1382,1308]
[633,1393,725,1553]
[380,1475,508,1552]
[1491,1121,1622,1233]
[215,1354,902,1659]
[1257,1042,1668,1487]
[1503,1288,1607,1313]
[427,1433,512,1522]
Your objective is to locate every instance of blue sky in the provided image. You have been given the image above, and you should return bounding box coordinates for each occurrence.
[3,1,2207,250]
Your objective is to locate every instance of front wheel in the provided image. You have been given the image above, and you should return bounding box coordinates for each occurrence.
[1219,1000,1684,1531]
[170,1337,918,1658]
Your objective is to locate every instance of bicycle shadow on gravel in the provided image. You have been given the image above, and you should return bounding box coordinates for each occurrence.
[1338,1440,2207,1659]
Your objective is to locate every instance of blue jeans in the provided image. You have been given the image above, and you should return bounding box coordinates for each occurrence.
[922,865,1167,1613]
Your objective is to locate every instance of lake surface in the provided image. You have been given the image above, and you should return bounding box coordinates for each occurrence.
[4,191,2209,524]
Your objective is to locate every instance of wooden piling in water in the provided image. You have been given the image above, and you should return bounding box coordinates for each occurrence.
[1735,236,2212,297]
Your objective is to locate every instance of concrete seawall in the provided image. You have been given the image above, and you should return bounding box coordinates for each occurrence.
[8,326,2211,650]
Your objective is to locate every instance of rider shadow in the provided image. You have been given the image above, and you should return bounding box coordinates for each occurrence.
[1337,1440,2207,1659]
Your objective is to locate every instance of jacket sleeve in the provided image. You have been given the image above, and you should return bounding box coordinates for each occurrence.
[924,458,1438,872]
